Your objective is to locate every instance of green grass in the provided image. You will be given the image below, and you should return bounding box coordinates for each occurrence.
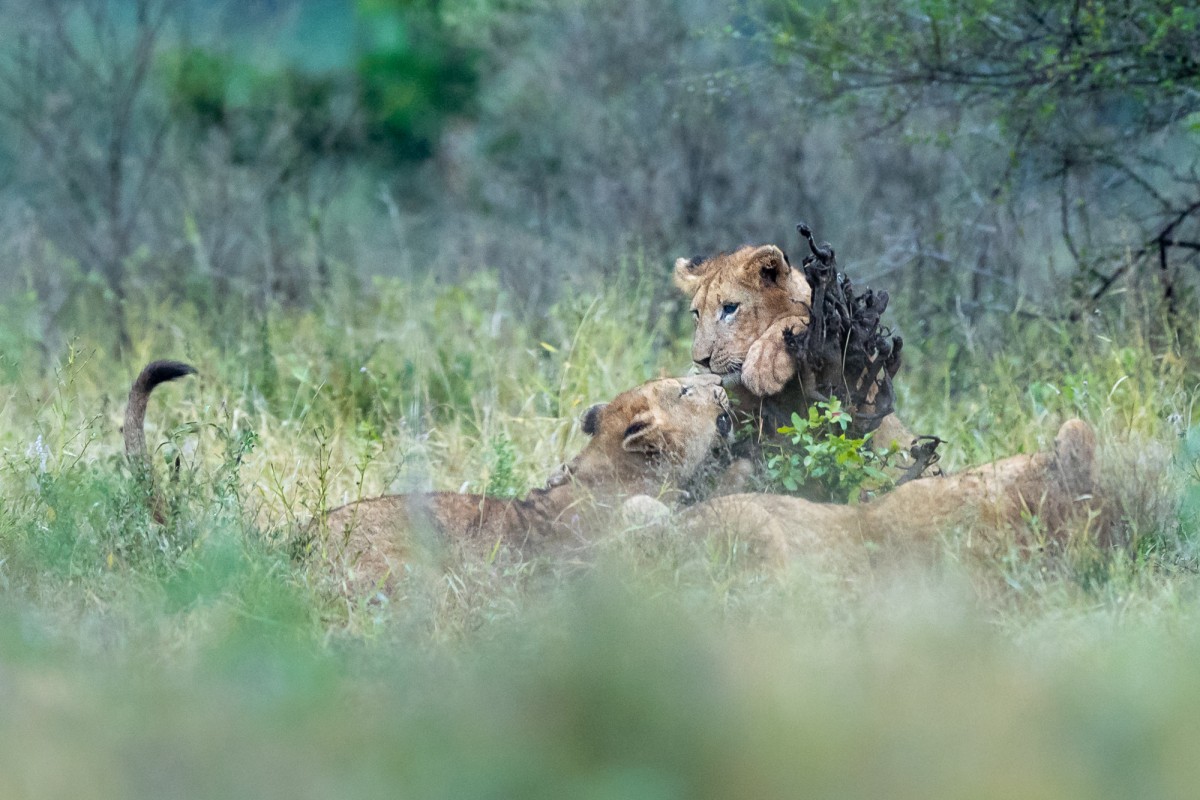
[2,268,1200,797]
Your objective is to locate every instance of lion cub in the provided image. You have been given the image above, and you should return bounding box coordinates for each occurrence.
[125,362,733,591]
[673,418,1097,568]
[674,242,912,450]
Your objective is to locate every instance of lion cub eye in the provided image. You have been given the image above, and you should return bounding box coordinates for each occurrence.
[679,385,693,397]
[721,302,739,318]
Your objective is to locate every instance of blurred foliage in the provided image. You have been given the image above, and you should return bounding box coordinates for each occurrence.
[356,0,478,160]
[765,0,1200,310]
[768,0,1200,122]
[165,47,234,128]
[163,0,478,163]
[14,0,1196,335]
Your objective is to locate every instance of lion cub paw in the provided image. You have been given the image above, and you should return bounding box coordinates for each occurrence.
[741,316,804,396]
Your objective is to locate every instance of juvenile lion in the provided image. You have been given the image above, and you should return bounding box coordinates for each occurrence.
[674,243,912,449]
[664,418,1097,568]
[125,361,733,591]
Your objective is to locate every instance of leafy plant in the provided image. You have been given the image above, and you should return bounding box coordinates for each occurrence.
[764,399,895,503]
[485,433,522,499]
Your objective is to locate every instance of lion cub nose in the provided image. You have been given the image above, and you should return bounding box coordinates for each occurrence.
[694,356,712,370]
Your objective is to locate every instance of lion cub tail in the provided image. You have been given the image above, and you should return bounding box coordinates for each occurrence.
[124,360,197,523]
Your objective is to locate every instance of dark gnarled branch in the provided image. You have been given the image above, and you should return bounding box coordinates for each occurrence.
[783,222,903,438]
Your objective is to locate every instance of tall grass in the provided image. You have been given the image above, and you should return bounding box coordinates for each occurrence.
[2,263,1200,797]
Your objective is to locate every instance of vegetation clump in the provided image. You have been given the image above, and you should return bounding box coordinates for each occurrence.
[764,399,897,503]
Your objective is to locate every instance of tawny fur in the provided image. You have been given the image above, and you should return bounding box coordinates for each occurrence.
[316,374,732,591]
[123,360,198,524]
[678,419,1097,568]
[675,244,912,449]
[126,364,733,593]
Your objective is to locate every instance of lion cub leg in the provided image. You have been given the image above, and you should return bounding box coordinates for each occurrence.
[741,315,806,397]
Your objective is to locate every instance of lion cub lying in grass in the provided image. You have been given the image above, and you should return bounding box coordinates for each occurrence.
[125,361,734,591]
[629,418,1097,567]
[126,360,1095,587]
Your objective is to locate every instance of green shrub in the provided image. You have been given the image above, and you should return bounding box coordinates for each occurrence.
[763,399,896,503]
[356,2,478,162]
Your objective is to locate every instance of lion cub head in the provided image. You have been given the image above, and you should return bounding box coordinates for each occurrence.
[674,245,812,396]
[556,374,734,495]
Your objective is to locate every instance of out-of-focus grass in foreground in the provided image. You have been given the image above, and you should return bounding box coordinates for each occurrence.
[3,574,1200,800]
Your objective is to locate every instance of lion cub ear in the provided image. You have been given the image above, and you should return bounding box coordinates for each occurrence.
[622,412,663,454]
[673,255,708,298]
[741,245,792,288]
[581,403,607,437]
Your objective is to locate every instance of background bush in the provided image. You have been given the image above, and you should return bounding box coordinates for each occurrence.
[8,0,1192,342]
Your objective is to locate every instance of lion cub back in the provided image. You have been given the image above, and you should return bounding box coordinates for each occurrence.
[308,492,523,593]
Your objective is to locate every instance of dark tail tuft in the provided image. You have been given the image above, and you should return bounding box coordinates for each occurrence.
[125,359,197,524]
[134,360,197,394]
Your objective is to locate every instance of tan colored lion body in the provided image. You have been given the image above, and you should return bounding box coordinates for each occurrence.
[314,373,734,590]
[126,366,734,593]
[679,419,1096,567]
[667,245,1101,564]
